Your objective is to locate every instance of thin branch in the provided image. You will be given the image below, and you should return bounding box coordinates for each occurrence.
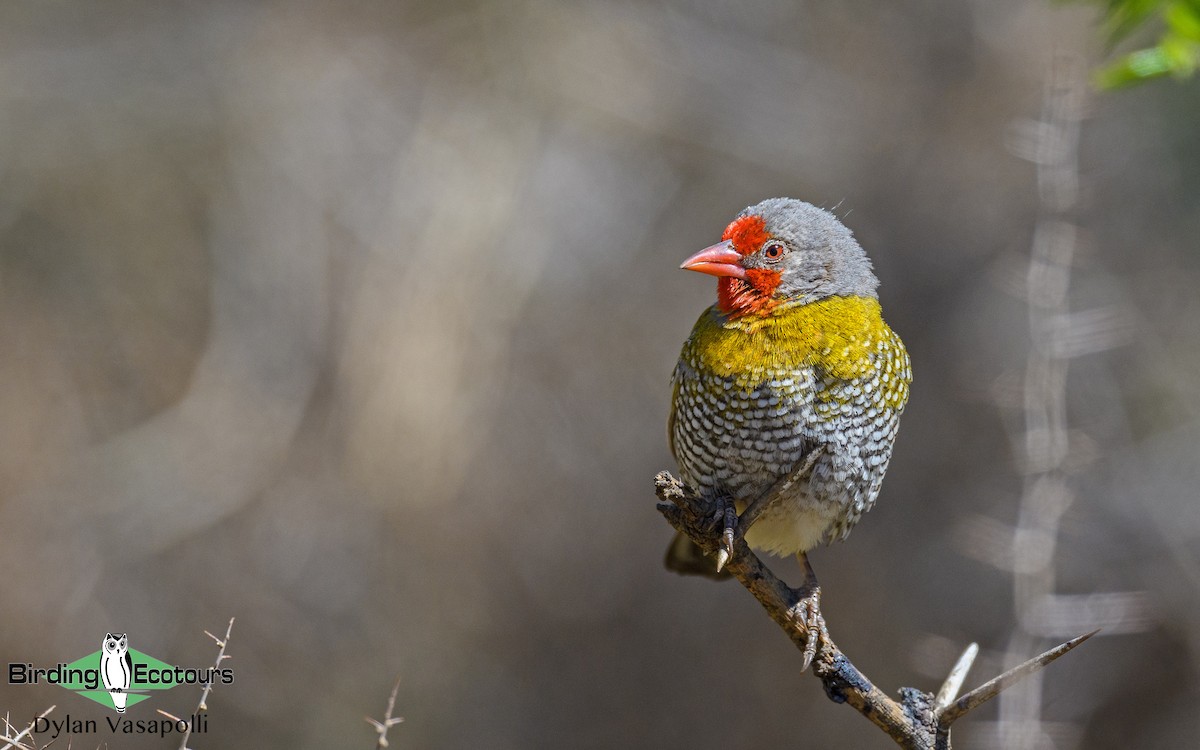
[655,471,1095,749]
[0,706,55,750]
[934,643,978,713]
[161,618,234,750]
[993,56,1141,749]
[656,473,921,744]
[365,677,404,749]
[938,630,1098,726]
[198,619,235,713]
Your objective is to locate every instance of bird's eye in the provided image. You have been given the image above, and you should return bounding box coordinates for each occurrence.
[762,241,785,261]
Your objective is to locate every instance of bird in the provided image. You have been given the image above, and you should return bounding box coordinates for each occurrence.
[666,198,911,625]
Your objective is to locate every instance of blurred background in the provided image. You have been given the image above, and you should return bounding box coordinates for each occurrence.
[1,0,1198,747]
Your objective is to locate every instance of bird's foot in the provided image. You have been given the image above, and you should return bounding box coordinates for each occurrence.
[793,552,829,672]
[712,500,738,573]
[712,447,828,572]
[655,475,738,578]
[792,585,828,673]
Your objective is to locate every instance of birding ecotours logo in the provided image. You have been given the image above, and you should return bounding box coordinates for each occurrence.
[7,632,232,712]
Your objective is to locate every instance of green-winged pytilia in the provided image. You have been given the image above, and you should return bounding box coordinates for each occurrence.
[667,198,911,636]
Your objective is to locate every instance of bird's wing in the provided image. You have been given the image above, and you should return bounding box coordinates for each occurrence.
[666,366,681,461]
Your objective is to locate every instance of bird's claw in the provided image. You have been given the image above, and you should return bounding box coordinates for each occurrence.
[794,587,827,673]
[714,504,737,572]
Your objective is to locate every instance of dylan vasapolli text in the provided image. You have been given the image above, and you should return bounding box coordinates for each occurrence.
[33,713,208,740]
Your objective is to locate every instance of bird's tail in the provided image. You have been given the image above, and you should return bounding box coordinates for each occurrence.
[663,532,732,580]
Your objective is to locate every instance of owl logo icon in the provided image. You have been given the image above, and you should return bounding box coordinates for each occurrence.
[100,633,132,713]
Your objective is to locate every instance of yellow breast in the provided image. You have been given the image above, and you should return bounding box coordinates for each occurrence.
[688,295,897,384]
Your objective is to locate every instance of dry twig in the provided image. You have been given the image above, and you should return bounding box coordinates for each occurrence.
[933,643,978,713]
[0,706,55,750]
[158,617,234,750]
[655,472,1093,750]
[365,678,404,748]
[990,55,1146,749]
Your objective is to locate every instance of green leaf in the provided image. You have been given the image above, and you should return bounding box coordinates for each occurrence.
[1095,46,1174,87]
[1103,0,1164,44]
[1161,34,1200,74]
[1165,2,1200,40]
[1080,0,1200,86]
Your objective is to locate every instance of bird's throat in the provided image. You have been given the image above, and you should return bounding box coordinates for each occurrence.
[717,272,780,318]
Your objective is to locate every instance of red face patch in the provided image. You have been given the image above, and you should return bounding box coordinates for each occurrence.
[745,268,782,295]
[717,269,782,318]
[721,215,769,256]
[714,213,782,317]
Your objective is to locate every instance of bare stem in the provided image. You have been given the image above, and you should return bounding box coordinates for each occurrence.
[158,617,234,750]
[938,630,1098,725]
[655,471,1095,749]
[366,677,405,748]
[0,705,55,750]
[934,643,979,712]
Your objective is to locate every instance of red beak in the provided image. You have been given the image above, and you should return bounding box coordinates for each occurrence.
[680,240,746,279]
